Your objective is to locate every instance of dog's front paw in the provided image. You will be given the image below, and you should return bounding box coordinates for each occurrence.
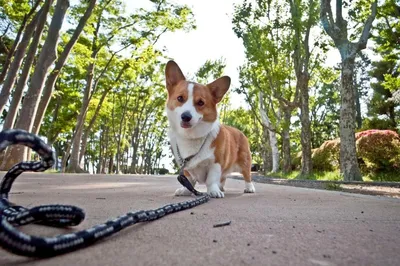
[244,182,256,193]
[207,185,225,198]
[175,187,192,196]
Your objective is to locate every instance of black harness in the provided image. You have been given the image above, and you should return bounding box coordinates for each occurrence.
[0,129,208,257]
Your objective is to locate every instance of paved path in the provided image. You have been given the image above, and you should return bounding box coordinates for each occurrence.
[0,173,399,266]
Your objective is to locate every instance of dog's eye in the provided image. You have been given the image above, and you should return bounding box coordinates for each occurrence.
[177,96,184,102]
[197,100,205,106]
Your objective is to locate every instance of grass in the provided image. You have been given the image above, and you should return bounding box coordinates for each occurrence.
[269,171,342,181]
[267,170,400,182]
[362,172,400,182]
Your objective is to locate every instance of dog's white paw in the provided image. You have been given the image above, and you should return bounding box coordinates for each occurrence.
[175,187,192,196]
[244,182,255,193]
[207,185,225,198]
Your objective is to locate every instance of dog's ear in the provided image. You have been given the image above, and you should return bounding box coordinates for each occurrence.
[165,60,186,92]
[207,76,231,103]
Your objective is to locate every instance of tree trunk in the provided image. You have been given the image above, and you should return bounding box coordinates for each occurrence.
[2,0,69,171]
[65,70,94,172]
[113,90,131,174]
[339,56,362,181]
[46,92,62,145]
[282,108,291,174]
[97,127,103,174]
[115,144,122,174]
[130,113,150,174]
[102,125,109,174]
[32,0,97,135]
[108,154,114,174]
[79,89,109,163]
[269,129,279,173]
[261,125,272,174]
[320,0,377,181]
[299,73,312,176]
[67,22,122,172]
[67,63,94,173]
[66,1,110,173]
[61,136,73,172]
[130,128,140,173]
[259,91,279,173]
[2,4,49,130]
[79,63,127,163]
[0,7,43,115]
[126,148,131,174]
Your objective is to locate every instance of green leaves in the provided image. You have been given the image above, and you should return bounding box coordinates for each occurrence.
[0,0,31,24]
[366,0,399,128]
[195,58,226,84]
[19,0,197,173]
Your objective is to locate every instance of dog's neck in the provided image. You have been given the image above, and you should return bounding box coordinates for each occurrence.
[169,120,220,169]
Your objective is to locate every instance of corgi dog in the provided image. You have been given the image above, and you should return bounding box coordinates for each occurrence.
[165,60,255,198]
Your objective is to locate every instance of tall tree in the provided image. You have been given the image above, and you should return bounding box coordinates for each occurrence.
[65,0,195,172]
[2,0,69,170]
[2,1,50,130]
[32,0,97,135]
[0,1,45,116]
[237,64,281,173]
[366,0,399,130]
[320,0,378,181]
[288,0,319,176]
[0,0,42,84]
[65,0,146,173]
[233,0,302,174]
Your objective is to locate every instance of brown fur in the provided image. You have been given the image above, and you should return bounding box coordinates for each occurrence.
[212,125,252,189]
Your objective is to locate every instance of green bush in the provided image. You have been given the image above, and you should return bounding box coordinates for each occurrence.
[310,129,400,174]
[312,139,340,171]
[291,151,302,170]
[156,168,170,175]
[356,129,400,173]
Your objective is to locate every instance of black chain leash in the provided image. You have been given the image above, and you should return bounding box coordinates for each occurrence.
[0,129,209,258]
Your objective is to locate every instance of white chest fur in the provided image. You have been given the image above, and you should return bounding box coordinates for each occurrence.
[169,122,220,184]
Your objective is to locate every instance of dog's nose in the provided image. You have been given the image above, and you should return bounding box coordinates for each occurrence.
[181,111,192,122]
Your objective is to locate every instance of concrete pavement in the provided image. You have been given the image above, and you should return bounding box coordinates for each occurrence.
[0,173,399,266]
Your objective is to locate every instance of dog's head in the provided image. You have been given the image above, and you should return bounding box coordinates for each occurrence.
[165,60,230,138]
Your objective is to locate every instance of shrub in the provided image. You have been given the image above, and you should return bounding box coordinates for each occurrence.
[312,139,340,171]
[356,129,400,173]
[291,151,302,170]
[156,168,170,175]
[300,129,400,175]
